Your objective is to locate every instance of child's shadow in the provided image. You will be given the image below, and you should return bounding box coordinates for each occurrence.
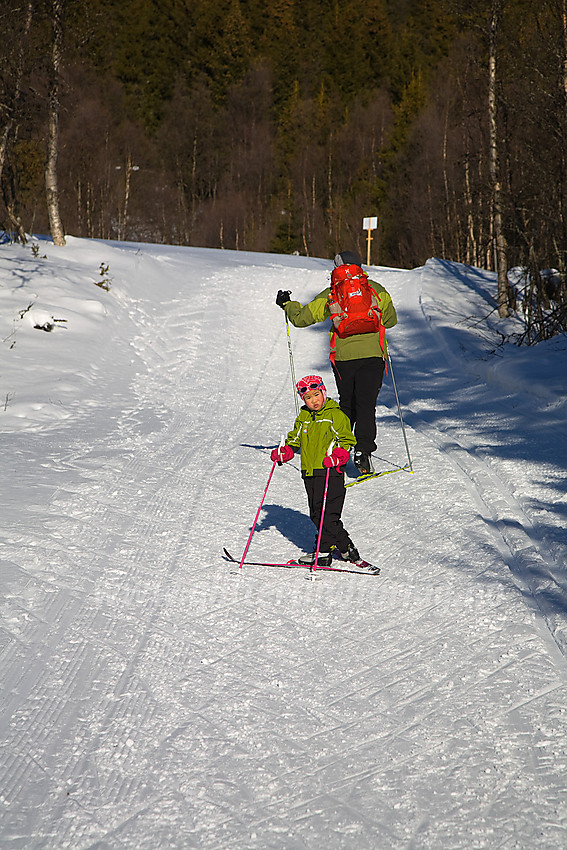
[255,504,314,550]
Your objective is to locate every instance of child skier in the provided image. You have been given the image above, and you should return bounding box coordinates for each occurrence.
[270,374,363,567]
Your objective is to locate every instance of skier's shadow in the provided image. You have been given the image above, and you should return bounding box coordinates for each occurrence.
[255,504,314,550]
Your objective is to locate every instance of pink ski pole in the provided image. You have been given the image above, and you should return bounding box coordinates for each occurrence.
[312,465,331,572]
[239,460,277,570]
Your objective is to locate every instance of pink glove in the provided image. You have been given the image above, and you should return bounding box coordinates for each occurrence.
[323,447,350,470]
[271,444,294,464]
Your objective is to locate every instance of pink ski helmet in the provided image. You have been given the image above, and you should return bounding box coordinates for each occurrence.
[296,375,326,404]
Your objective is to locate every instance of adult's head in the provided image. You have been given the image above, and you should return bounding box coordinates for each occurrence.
[334,250,362,268]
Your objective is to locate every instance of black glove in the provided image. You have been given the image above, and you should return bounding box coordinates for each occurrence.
[276,290,292,309]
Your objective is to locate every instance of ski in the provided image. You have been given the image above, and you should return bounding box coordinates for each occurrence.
[223,548,380,576]
[345,466,412,487]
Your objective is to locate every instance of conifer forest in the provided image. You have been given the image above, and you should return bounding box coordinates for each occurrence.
[2,0,567,337]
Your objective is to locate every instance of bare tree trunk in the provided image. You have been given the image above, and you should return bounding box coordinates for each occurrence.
[427,180,435,255]
[327,134,334,243]
[563,0,567,104]
[464,151,476,266]
[560,0,567,302]
[0,0,34,242]
[118,154,136,241]
[488,0,509,316]
[5,201,27,243]
[190,133,197,242]
[442,104,451,251]
[45,0,66,247]
[0,1,33,179]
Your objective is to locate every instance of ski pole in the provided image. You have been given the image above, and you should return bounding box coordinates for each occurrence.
[387,352,413,473]
[284,311,300,417]
[313,467,331,574]
[313,443,333,572]
[239,459,278,570]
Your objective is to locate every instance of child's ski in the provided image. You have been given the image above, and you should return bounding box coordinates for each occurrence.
[223,548,380,576]
[345,466,412,487]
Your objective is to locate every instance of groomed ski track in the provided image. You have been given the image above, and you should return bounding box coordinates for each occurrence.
[1,241,566,849]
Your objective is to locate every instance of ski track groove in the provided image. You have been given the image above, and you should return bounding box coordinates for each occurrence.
[397,404,567,655]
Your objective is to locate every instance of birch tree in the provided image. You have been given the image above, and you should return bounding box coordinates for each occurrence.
[488,0,511,316]
[45,0,66,246]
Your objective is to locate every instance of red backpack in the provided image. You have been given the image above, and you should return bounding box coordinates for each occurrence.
[327,263,385,363]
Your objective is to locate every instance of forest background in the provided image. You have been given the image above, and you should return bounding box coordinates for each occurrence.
[1,0,567,339]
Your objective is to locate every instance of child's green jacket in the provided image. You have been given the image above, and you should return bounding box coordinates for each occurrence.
[286,399,356,476]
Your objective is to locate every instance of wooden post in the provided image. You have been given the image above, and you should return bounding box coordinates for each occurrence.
[362,216,378,265]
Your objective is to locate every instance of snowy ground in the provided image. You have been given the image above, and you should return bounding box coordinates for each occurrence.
[1,235,566,849]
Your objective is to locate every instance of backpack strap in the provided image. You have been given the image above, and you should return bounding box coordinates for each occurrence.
[368,284,386,355]
[327,297,343,330]
[329,329,338,366]
[327,289,341,363]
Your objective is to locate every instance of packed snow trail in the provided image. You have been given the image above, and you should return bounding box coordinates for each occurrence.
[1,239,566,849]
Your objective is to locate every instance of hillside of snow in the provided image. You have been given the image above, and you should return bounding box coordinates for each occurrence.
[1,235,566,849]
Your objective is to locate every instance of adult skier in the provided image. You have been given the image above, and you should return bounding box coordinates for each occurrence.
[276,250,397,474]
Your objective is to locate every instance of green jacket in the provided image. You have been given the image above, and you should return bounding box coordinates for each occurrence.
[286,399,356,476]
[284,279,397,361]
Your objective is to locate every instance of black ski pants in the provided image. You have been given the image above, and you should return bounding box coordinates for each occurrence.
[303,469,353,553]
[332,356,385,454]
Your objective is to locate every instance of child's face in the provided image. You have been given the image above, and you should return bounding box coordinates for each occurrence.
[303,389,325,411]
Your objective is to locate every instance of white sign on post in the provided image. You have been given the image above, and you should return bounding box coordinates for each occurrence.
[363,216,378,264]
